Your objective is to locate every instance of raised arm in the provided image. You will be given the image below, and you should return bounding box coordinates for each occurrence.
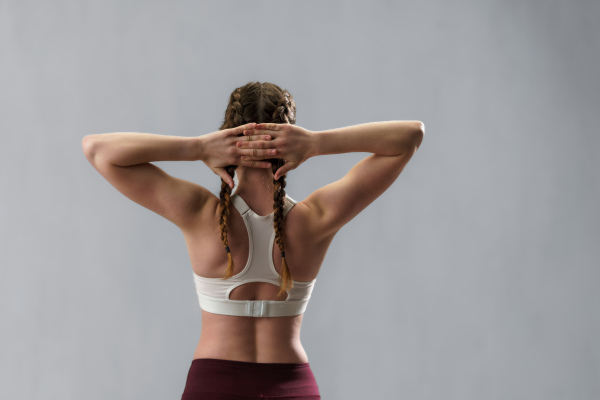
[224,120,424,239]
[81,123,275,229]
[304,120,424,239]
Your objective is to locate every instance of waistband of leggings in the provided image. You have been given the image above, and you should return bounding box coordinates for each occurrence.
[191,357,311,369]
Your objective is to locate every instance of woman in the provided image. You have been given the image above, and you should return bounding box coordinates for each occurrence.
[82,81,424,399]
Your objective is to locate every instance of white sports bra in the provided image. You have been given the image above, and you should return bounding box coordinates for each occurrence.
[192,192,317,317]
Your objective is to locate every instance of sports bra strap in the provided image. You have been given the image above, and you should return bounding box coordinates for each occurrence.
[283,195,296,217]
[230,193,295,217]
[231,193,251,216]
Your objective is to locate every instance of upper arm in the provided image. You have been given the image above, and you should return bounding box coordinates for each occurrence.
[82,137,213,230]
[302,131,423,239]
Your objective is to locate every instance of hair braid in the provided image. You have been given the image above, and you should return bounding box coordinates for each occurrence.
[217,88,243,280]
[218,164,237,279]
[271,90,294,298]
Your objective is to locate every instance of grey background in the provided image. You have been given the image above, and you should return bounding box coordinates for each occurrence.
[1,1,598,399]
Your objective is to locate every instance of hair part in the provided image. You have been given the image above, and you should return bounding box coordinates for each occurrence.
[217,81,297,298]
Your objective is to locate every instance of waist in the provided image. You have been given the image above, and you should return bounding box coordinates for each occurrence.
[195,312,308,363]
[194,338,309,364]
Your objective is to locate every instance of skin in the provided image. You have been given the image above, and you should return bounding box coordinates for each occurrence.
[82,121,424,364]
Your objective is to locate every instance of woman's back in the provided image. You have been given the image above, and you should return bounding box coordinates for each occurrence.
[183,191,336,363]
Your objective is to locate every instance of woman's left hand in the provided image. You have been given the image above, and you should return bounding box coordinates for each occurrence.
[199,123,276,188]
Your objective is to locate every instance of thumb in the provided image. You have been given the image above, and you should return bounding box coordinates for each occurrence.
[215,168,234,189]
[274,164,291,181]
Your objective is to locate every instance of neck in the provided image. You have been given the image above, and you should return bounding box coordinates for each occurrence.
[234,167,277,215]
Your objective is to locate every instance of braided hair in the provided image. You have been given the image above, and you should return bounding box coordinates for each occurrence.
[217,81,296,298]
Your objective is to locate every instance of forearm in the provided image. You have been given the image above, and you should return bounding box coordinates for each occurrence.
[82,132,201,166]
[312,120,424,157]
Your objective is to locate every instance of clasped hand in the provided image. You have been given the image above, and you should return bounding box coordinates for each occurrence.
[200,122,316,188]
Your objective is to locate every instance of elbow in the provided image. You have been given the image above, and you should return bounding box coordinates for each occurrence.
[413,121,424,148]
[416,121,425,135]
[393,121,425,156]
[82,135,98,161]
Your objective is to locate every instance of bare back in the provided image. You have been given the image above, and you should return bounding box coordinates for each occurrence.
[181,194,336,363]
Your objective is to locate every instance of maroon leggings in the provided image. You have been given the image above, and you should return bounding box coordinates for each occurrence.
[181,358,321,400]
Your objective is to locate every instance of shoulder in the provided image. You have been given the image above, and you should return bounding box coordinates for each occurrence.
[285,198,336,243]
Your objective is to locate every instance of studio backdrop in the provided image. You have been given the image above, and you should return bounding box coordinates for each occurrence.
[1,1,598,399]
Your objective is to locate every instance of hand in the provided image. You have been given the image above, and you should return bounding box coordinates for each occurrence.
[238,123,317,180]
[199,122,276,188]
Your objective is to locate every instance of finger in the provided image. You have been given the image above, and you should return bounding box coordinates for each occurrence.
[236,139,275,149]
[274,163,293,180]
[240,158,271,168]
[238,148,277,157]
[253,123,281,131]
[229,122,257,136]
[216,170,234,189]
[240,131,273,141]
[242,128,274,138]
[236,140,274,152]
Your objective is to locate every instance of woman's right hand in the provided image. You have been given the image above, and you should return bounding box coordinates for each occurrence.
[238,123,318,180]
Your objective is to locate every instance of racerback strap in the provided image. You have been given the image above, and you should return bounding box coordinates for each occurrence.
[231,193,296,218]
